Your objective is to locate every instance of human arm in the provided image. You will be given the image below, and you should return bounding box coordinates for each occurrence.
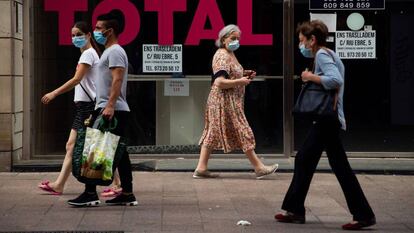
[314,51,343,89]
[41,63,90,104]
[214,76,251,89]
[101,67,124,120]
[301,69,322,84]
[301,52,343,89]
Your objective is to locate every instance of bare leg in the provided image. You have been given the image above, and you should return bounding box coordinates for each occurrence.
[46,129,77,193]
[245,149,265,172]
[112,169,121,187]
[193,146,219,178]
[100,169,123,197]
[195,145,212,171]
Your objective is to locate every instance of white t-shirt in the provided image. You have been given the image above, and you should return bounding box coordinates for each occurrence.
[74,48,100,102]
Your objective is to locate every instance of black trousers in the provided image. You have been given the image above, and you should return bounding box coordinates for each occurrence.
[281,118,375,221]
[85,110,133,193]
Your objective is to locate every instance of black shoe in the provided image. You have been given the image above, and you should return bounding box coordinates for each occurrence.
[105,193,138,206]
[68,192,100,207]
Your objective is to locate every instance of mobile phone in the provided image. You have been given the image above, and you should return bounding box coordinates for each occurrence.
[247,70,255,76]
[246,70,255,79]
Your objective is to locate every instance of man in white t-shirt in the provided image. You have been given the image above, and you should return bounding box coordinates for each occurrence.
[68,10,137,207]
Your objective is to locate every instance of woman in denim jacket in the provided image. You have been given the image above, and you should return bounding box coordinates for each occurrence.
[275,20,376,231]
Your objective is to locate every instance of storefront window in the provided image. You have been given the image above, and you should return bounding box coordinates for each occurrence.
[33,0,284,156]
[33,0,412,157]
[294,0,414,153]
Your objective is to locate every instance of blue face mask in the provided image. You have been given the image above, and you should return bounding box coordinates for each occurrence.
[227,40,240,51]
[72,35,87,48]
[93,31,107,45]
[299,43,314,58]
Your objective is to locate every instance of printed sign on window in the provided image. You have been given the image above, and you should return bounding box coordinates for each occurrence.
[143,44,182,73]
[164,79,189,96]
[335,31,376,59]
[309,0,385,10]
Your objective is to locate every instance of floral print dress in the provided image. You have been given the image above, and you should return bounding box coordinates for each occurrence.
[199,48,256,153]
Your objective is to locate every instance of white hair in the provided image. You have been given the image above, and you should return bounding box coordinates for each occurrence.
[215,24,241,48]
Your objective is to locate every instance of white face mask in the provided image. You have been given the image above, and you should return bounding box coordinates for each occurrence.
[227,40,240,51]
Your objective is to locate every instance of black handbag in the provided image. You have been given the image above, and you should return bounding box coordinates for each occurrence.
[293,49,338,119]
[292,82,337,118]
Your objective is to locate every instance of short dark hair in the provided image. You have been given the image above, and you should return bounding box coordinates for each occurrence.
[96,10,125,36]
[296,20,328,46]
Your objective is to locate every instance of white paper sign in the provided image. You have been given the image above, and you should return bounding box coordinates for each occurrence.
[164,79,189,96]
[310,13,337,32]
[143,44,182,73]
[335,31,376,59]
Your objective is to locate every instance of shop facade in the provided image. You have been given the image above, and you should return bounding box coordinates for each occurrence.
[0,0,413,171]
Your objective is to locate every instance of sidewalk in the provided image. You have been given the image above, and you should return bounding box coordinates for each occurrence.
[0,171,413,232]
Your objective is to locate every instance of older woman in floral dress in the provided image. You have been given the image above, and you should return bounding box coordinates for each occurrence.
[193,24,278,179]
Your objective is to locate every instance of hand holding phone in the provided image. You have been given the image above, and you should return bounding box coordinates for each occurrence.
[244,70,256,79]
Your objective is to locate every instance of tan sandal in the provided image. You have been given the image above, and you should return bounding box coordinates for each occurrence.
[192,170,219,179]
[255,164,279,179]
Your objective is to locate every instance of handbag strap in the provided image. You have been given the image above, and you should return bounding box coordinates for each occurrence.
[324,48,339,111]
[96,117,118,132]
[324,48,336,64]
[79,83,95,103]
[312,48,336,70]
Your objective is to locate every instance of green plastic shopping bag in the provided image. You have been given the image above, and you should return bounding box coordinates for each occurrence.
[72,117,127,186]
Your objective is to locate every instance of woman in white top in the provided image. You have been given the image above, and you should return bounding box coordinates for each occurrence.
[38,21,121,196]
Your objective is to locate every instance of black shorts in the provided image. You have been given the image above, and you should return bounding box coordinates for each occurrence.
[72,101,95,130]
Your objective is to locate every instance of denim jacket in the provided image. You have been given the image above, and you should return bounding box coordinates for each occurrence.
[315,49,346,130]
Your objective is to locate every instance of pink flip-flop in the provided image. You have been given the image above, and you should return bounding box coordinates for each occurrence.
[101,187,122,198]
[38,182,62,195]
[39,180,49,185]
[37,180,51,190]
[102,187,112,193]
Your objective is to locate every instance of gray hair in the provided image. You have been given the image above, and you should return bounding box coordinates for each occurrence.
[215,24,241,48]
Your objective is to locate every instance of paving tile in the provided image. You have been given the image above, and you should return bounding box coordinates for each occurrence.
[161,224,204,232]
[122,223,162,232]
[202,220,242,233]
[162,196,199,206]
[0,213,43,231]
[162,205,201,225]
[200,208,239,221]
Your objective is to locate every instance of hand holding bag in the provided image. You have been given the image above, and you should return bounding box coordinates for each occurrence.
[72,116,127,186]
